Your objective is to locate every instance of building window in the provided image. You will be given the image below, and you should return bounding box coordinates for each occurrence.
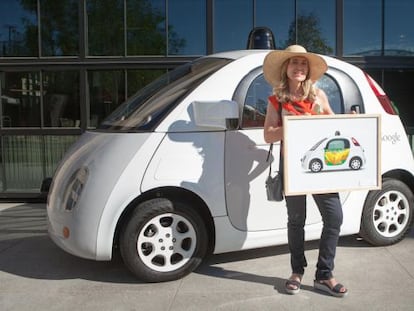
[87,0,124,56]
[0,135,77,192]
[214,0,253,52]
[0,0,38,57]
[343,0,381,56]
[43,71,80,127]
[1,71,80,128]
[40,0,79,56]
[384,0,414,56]
[126,0,167,55]
[1,71,41,127]
[168,0,206,55]
[296,0,335,54]
[256,0,294,49]
[88,70,125,127]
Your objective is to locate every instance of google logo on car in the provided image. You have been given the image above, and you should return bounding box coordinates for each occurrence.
[382,133,401,144]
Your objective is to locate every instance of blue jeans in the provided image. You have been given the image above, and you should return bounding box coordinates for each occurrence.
[285,193,343,280]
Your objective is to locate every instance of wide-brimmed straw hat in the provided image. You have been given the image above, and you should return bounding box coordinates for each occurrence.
[263,45,327,86]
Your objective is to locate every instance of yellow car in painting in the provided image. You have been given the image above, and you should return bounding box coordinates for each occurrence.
[301,131,366,173]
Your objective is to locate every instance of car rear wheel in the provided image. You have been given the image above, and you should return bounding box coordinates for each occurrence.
[360,178,414,246]
[120,198,208,282]
[349,156,362,170]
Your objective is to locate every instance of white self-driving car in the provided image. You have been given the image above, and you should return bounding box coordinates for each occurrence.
[301,132,367,173]
[46,49,414,282]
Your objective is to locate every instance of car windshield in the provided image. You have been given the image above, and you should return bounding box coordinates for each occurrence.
[98,57,233,131]
[310,138,328,151]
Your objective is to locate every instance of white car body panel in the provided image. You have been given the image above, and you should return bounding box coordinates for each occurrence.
[141,131,227,218]
[48,132,157,259]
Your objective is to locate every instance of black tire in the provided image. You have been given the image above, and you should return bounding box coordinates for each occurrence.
[310,159,323,173]
[360,178,414,246]
[119,198,208,282]
[349,156,362,170]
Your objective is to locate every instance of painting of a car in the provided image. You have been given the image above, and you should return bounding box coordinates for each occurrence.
[301,131,367,173]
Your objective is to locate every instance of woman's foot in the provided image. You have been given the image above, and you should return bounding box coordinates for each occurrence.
[285,273,302,295]
[314,278,348,297]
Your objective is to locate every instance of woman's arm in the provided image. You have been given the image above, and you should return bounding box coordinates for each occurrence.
[263,100,283,143]
[316,88,335,115]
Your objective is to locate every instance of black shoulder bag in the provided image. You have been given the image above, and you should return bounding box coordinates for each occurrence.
[265,143,284,202]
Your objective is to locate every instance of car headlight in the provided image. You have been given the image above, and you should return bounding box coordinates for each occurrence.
[63,166,89,211]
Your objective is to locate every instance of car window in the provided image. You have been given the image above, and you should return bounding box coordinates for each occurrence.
[315,76,342,115]
[327,139,348,150]
[99,57,233,132]
[241,73,343,129]
[242,74,271,128]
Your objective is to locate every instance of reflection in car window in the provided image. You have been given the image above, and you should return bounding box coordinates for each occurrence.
[242,74,272,128]
[242,73,343,128]
[315,75,343,114]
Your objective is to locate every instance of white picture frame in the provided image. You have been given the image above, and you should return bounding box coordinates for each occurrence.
[283,114,381,195]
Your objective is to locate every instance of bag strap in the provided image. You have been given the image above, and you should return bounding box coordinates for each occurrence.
[266,97,283,176]
[266,143,273,176]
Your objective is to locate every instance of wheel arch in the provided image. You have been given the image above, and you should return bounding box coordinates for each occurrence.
[309,158,323,172]
[383,169,414,194]
[113,186,216,256]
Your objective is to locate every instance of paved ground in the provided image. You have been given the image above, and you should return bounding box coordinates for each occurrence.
[1,202,414,311]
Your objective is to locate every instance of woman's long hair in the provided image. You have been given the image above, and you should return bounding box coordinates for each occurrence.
[273,59,317,104]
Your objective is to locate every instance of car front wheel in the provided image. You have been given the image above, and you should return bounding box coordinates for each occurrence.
[360,178,414,246]
[120,198,208,282]
[309,159,323,173]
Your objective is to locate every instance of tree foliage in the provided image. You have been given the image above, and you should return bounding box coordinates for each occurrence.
[284,13,333,54]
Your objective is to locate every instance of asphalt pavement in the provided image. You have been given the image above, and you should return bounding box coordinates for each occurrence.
[1,202,414,311]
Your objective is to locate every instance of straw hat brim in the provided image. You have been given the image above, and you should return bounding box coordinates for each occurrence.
[263,49,327,86]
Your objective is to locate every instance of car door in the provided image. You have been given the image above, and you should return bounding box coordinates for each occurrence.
[224,68,345,232]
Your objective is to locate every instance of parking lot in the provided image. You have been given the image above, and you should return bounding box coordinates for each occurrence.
[1,202,414,311]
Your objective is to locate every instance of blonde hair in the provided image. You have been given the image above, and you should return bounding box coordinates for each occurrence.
[273,59,317,104]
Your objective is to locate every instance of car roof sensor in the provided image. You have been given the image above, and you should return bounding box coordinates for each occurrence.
[246,27,275,49]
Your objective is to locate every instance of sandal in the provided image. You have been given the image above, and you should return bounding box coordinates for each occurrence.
[285,275,302,295]
[314,280,348,298]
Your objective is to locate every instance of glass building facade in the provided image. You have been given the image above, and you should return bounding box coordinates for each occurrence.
[0,0,413,199]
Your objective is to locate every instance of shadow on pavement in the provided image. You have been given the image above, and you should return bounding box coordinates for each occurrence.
[0,203,140,284]
[1,203,412,286]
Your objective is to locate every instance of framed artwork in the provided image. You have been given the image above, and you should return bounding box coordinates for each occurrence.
[283,114,381,195]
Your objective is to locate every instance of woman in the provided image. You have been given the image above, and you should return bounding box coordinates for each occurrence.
[263,45,348,298]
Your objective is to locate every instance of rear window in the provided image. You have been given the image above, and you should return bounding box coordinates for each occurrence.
[98,57,233,132]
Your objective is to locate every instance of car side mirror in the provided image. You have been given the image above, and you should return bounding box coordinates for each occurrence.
[192,100,239,130]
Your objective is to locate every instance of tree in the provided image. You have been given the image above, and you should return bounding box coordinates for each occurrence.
[284,12,333,54]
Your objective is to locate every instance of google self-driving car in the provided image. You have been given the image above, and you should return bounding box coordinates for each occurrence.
[46,49,414,282]
[301,132,366,173]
